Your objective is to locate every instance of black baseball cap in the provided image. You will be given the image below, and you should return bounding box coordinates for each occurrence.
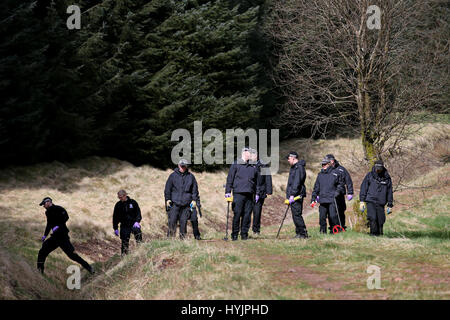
[39,197,52,206]
[326,154,335,160]
[286,151,298,159]
[374,160,384,168]
[321,157,331,165]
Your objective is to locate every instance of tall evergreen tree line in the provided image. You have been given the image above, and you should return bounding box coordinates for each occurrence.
[0,0,277,168]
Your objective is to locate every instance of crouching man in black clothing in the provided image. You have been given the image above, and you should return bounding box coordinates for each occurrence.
[286,151,308,238]
[164,159,201,240]
[311,158,346,234]
[113,190,143,255]
[225,147,260,241]
[359,160,394,236]
[37,197,94,274]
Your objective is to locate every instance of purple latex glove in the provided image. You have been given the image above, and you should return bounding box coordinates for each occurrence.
[41,235,46,242]
[347,194,353,201]
[316,196,319,202]
[225,193,232,198]
[133,222,141,229]
[52,226,59,233]
[255,195,260,203]
[114,229,119,236]
[289,196,295,204]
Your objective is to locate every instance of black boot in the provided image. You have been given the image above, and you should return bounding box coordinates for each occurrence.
[87,265,95,274]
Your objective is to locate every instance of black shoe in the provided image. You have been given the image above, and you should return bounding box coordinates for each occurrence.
[194,235,201,240]
[87,265,95,274]
[295,234,308,239]
[241,235,248,240]
[37,266,44,274]
[231,237,238,241]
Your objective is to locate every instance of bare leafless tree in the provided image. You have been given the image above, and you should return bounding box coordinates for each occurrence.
[266,0,446,164]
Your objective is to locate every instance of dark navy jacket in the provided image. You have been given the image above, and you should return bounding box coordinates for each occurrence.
[44,204,70,237]
[334,161,354,195]
[311,166,345,204]
[226,159,260,195]
[286,160,307,199]
[113,197,142,229]
[359,167,393,207]
[164,168,200,207]
[255,160,273,198]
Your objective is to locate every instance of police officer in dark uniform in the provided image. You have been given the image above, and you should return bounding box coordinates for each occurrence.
[225,147,260,241]
[326,154,354,230]
[249,148,273,236]
[113,190,143,255]
[359,160,394,236]
[286,151,308,238]
[37,197,94,274]
[164,159,201,239]
[311,158,346,233]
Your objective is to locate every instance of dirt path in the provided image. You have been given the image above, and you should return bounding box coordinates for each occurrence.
[262,194,316,226]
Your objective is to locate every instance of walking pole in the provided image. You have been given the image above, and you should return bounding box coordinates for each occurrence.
[276,204,290,239]
[277,196,301,238]
[223,197,232,241]
[333,197,345,234]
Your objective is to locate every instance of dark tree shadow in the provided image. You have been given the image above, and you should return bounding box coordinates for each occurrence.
[0,156,131,192]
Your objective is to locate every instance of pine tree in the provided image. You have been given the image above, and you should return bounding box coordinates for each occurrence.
[0,0,96,165]
[79,0,268,167]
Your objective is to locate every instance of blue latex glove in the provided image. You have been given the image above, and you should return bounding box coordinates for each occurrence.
[347,194,353,201]
[52,226,59,233]
[41,235,46,242]
[225,193,232,198]
[133,222,141,229]
[255,195,260,203]
[387,207,392,215]
[114,229,119,236]
[289,196,295,204]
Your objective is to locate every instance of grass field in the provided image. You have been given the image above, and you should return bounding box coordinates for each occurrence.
[0,123,448,300]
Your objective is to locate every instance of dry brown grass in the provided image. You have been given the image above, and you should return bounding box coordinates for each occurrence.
[0,122,448,299]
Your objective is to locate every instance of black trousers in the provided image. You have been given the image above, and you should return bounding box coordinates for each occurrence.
[291,198,308,236]
[319,202,339,233]
[335,195,347,228]
[232,193,253,239]
[188,209,201,238]
[251,198,265,233]
[168,204,190,239]
[366,202,386,236]
[120,226,143,254]
[37,234,91,272]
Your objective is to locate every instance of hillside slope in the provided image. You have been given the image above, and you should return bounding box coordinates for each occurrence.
[0,123,448,299]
